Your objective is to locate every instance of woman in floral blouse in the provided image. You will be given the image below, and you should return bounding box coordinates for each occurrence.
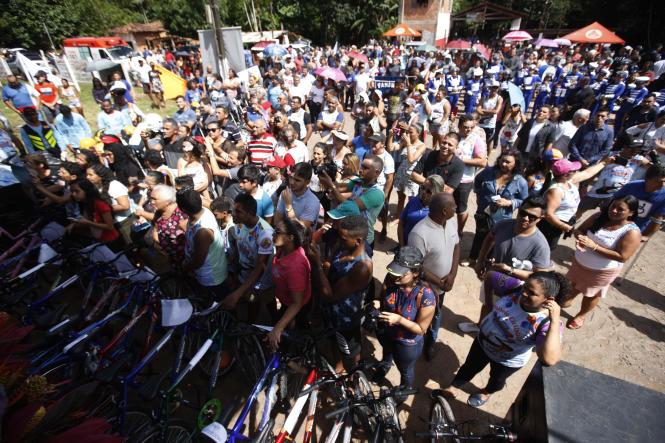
[150,184,187,268]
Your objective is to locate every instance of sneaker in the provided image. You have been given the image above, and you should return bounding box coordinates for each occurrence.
[458,322,480,333]
[459,258,476,267]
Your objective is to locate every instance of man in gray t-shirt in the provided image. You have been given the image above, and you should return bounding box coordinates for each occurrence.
[459,196,551,333]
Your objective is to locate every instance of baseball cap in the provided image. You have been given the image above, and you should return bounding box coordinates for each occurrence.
[331,130,349,141]
[35,70,48,78]
[110,80,127,92]
[488,79,500,88]
[635,76,650,83]
[473,67,483,76]
[542,148,564,161]
[387,246,424,277]
[371,89,383,98]
[405,98,417,107]
[415,84,426,93]
[266,156,286,169]
[327,200,361,220]
[551,158,582,176]
[368,132,386,143]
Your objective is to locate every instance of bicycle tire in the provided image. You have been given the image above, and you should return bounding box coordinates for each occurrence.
[136,421,192,443]
[190,325,236,380]
[351,370,377,435]
[377,387,403,443]
[232,330,267,384]
[106,410,153,438]
[430,395,459,443]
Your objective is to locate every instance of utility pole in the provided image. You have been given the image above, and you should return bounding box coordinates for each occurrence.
[207,0,226,78]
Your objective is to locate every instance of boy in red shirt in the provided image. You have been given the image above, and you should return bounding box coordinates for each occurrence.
[34,71,59,122]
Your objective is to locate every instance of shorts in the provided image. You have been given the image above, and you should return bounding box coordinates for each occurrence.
[142,82,151,94]
[453,182,473,214]
[333,326,362,358]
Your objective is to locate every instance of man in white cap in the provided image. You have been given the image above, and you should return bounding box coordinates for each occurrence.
[445,66,464,115]
[464,67,483,114]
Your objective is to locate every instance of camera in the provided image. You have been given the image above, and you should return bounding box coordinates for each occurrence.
[362,305,385,335]
[314,162,337,178]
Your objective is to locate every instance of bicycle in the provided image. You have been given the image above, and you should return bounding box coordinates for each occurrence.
[417,391,517,442]
[323,384,417,443]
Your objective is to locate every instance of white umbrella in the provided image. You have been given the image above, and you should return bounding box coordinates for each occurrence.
[554,38,572,46]
[502,30,533,42]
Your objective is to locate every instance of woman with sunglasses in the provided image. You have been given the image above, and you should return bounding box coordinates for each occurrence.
[563,195,641,329]
[444,270,566,407]
[177,137,210,199]
[397,174,445,247]
[464,150,528,267]
[266,219,312,350]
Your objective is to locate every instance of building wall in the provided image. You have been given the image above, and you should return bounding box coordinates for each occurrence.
[400,0,453,43]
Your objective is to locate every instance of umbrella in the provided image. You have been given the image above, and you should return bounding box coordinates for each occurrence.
[251,41,274,51]
[446,39,472,50]
[383,23,421,38]
[263,44,287,58]
[502,30,533,42]
[472,43,491,60]
[554,38,572,46]
[507,82,526,111]
[84,59,120,72]
[534,38,559,48]
[347,50,369,64]
[562,22,625,44]
[416,44,438,53]
[315,66,347,83]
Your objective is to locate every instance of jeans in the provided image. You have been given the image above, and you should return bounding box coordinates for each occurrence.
[426,292,445,343]
[452,338,520,393]
[378,335,424,388]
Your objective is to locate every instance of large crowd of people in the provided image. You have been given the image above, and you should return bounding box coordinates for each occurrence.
[1,37,665,409]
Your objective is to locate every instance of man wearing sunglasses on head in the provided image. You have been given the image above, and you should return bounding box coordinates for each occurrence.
[458,196,552,334]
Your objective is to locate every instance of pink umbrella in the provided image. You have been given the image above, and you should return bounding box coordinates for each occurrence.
[347,50,369,64]
[534,38,559,48]
[315,66,347,83]
[472,43,491,60]
[502,30,533,42]
[446,39,472,50]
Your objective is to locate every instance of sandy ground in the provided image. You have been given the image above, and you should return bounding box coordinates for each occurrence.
[285,116,665,440]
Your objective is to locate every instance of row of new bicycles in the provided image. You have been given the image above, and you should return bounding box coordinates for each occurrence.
[0,218,517,442]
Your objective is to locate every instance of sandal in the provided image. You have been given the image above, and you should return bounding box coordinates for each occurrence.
[566,317,585,330]
[467,393,491,408]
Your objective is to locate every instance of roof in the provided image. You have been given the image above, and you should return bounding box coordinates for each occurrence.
[110,21,166,34]
[242,31,288,44]
[452,1,526,22]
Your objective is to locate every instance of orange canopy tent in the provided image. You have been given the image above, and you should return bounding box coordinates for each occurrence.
[383,23,421,38]
[562,22,625,44]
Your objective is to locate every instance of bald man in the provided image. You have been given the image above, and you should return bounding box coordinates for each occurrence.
[408,192,460,360]
[247,118,277,166]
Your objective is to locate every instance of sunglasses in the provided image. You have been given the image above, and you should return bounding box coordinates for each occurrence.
[518,209,540,222]
[207,127,219,131]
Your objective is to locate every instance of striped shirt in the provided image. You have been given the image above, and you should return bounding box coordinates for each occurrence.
[248,133,277,166]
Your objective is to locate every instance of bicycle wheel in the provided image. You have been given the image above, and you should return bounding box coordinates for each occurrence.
[106,410,153,438]
[232,330,266,384]
[429,395,459,443]
[377,387,404,443]
[351,371,377,435]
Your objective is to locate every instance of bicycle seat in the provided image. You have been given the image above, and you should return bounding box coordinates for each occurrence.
[33,303,70,329]
[137,368,172,401]
[95,352,134,383]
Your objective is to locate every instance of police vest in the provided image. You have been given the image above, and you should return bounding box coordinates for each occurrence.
[22,123,58,153]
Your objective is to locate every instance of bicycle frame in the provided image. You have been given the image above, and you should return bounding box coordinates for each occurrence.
[224,352,282,442]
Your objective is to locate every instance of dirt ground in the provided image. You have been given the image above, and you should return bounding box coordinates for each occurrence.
[285,117,665,440]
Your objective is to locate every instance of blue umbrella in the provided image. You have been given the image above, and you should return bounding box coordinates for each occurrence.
[507,82,525,111]
[263,44,287,58]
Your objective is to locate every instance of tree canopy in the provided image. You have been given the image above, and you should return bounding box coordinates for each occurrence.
[0,0,661,50]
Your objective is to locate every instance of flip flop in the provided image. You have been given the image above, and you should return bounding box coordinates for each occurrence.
[467,393,490,408]
[566,317,584,330]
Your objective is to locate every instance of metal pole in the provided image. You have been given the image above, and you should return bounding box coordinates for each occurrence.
[208,0,226,79]
[42,22,56,52]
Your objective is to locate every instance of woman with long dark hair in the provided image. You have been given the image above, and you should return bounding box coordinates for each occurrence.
[563,195,641,329]
[463,150,528,266]
[67,179,122,250]
[86,164,134,242]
